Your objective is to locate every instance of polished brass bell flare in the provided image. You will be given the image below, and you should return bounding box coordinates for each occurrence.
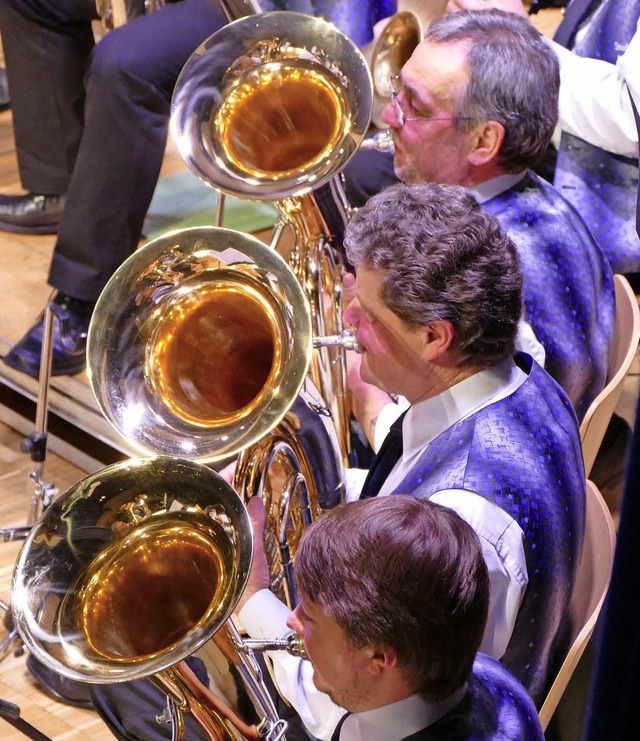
[170,11,372,201]
[215,63,346,179]
[147,281,280,427]
[10,457,299,739]
[370,11,422,104]
[87,226,313,462]
[11,457,252,684]
[79,516,229,661]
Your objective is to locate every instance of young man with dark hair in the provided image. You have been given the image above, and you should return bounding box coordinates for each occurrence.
[238,495,543,740]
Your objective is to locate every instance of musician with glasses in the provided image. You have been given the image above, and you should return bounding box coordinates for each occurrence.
[342,8,615,425]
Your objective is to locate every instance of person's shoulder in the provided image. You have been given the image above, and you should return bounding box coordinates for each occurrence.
[467,654,544,740]
[403,654,543,740]
[493,170,607,257]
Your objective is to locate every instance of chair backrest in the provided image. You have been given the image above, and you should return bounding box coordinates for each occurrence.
[580,274,640,475]
[538,479,616,730]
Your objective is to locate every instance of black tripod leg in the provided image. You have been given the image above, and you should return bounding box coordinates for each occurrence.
[0,699,52,741]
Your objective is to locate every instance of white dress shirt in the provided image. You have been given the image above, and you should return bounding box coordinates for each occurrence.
[348,358,529,659]
[337,689,466,741]
[549,14,640,157]
[238,360,531,740]
[238,589,466,741]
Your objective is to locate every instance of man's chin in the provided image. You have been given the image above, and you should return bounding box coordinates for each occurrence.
[358,360,374,387]
[313,676,348,710]
[312,672,331,698]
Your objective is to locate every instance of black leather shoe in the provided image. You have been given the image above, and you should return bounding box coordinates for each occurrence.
[26,654,94,709]
[0,192,65,234]
[3,293,94,378]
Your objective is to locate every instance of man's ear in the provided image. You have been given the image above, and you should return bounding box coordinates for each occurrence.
[467,120,505,166]
[368,645,398,676]
[422,319,455,361]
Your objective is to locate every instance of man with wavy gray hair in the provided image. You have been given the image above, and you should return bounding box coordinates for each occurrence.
[343,8,615,424]
[239,182,586,721]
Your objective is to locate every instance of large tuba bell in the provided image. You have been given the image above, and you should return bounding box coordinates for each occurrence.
[11,456,296,740]
[88,226,313,462]
[170,11,373,465]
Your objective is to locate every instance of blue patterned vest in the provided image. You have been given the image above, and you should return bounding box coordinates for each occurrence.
[260,0,397,45]
[483,171,615,423]
[553,0,640,273]
[401,654,543,741]
[392,355,586,706]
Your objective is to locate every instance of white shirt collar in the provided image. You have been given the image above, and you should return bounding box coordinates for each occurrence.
[467,170,528,204]
[339,688,467,741]
[403,357,525,461]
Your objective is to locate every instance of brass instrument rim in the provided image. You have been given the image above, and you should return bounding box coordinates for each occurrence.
[11,456,252,683]
[87,226,312,463]
[170,10,373,201]
[370,11,423,103]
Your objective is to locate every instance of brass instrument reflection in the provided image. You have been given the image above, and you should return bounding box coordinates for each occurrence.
[217,64,345,176]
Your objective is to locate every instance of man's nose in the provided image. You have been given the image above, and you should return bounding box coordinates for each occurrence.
[286,606,303,634]
[381,99,400,128]
[342,299,359,329]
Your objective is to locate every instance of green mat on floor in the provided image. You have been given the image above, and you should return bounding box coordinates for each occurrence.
[143,169,278,240]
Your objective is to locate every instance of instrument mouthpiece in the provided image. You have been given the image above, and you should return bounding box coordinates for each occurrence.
[313,330,361,353]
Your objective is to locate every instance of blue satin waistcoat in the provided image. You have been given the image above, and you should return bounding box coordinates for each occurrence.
[402,654,543,740]
[554,0,640,273]
[483,171,615,423]
[393,355,586,707]
[261,0,397,45]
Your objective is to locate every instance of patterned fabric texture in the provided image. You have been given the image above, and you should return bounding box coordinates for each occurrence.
[260,0,397,45]
[554,0,640,273]
[401,654,544,740]
[483,170,615,422]
[393,355,586,707]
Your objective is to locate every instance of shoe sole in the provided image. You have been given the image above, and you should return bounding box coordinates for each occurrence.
[0,220,59,235]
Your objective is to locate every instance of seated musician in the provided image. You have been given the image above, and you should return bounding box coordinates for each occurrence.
[237,494,544,740]
[240,182,585,718]
[343,8,615,423]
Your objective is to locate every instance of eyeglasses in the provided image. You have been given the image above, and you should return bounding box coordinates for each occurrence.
[388,75,474,128]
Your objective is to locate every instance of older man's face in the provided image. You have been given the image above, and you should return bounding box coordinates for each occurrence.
[381,39,479,186]
[342,265,435,404]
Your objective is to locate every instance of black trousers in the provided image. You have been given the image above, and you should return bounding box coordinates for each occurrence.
[0,0,226,302]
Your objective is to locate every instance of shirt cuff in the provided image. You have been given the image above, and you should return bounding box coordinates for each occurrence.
[237,589,291,638]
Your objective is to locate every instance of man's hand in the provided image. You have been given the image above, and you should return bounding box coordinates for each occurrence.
[236,496,271,613]
[217,459,237,485]
[446,0,529,19]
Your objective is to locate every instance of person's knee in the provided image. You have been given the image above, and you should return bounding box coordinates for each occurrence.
[85,30,171,113]
[88,31,144,88]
